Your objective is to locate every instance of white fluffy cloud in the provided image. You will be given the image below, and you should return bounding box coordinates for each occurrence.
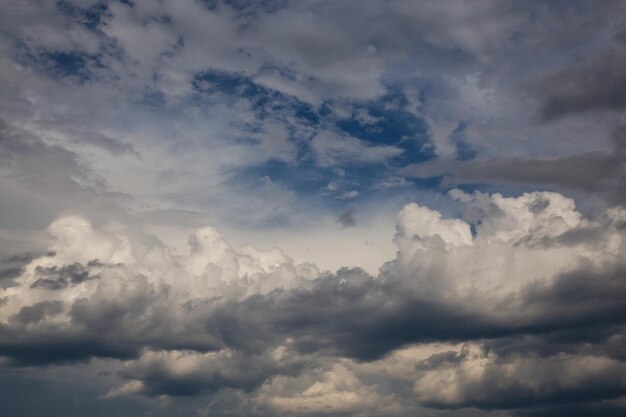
[387,190,616,299]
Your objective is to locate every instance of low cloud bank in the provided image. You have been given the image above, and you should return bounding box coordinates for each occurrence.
[2,191,626,416]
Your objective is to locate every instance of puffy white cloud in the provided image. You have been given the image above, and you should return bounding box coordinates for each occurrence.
[386,190,618,299]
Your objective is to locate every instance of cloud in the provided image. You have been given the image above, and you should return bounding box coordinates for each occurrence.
[30,262,99,290]
[311,130,404,168]
[414,344,626,409]
[403,124,626,205]
[1,191,625,415]
[110,347,303,398]
[65,129,140,157]
[255,362,402,415]
[0,214,319,365]
[337,208,357,228]
[534,35,626,121]
[0,119,131,228]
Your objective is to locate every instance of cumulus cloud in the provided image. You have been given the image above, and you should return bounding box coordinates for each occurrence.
[1,191,626,415]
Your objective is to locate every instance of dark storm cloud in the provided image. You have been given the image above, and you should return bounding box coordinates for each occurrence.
[481,324,626,378]
[210,260,626,362]
[0,270,220,365]
[399,263,626,411]
[534,34,626,121]
[0,323,141,366]
[211,271,503,360]
[104,260,626,411]
[521,265,626,328]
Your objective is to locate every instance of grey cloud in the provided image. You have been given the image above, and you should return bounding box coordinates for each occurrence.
[212,262,626,363]
[0,251,53,288]
[414,347,626,410]
[485,326,626,363]
[0,207,625,410]
[0,266,24,283]
[31,262,98,290]
[0,251,622,415]
[0,120,131,228]
[1,252,53,264]
[336,207,357,228]
[519,264,626,333]
[219,274,501,360]
[403,124,626,205]
[0,275,220,365]
[534,35,626,121]
[0,330,141,366]
[512,402,626,417]
[117,349,305,398]
[11,301,63,325]
[528,195,550,213]
[67,130,140,158]
[405,152,621,194]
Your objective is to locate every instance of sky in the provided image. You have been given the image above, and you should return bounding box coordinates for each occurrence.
[1,1,626,416]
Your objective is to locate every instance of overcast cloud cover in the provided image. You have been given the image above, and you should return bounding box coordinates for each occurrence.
[1,1,626,416]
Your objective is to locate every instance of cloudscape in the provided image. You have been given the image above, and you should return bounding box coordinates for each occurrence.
[1,1,626,416]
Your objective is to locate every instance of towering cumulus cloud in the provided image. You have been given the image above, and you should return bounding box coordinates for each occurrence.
[1,1,625,416]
